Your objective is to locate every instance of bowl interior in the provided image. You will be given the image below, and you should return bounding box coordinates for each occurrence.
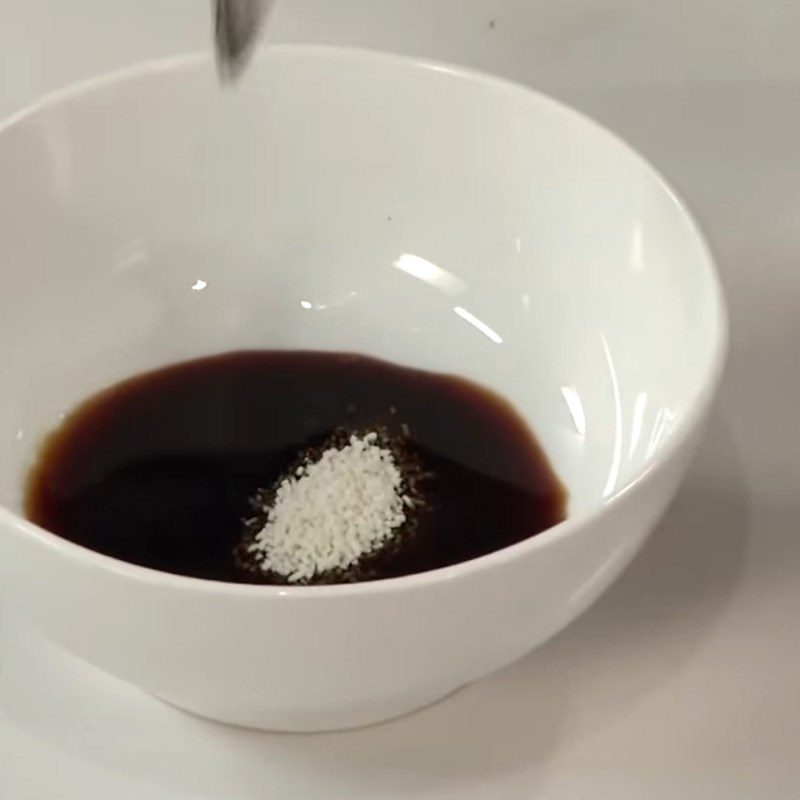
[0,47,724,519]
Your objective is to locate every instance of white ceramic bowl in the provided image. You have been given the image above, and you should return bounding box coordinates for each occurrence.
[0,47,727,732]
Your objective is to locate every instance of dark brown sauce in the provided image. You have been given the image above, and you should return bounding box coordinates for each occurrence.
[25,351,566,584]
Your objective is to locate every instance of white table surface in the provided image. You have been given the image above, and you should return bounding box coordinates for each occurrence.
[1,1,798,798]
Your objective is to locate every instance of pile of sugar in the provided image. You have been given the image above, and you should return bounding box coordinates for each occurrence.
[247,432,412,583]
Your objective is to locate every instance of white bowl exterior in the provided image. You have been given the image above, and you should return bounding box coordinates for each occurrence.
[1,426,700,731]
[0,49,726,730]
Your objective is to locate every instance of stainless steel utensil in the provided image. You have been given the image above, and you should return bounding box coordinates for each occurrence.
[214,0,275,82]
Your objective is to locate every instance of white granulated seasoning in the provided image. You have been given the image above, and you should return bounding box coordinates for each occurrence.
[248,432,410,582]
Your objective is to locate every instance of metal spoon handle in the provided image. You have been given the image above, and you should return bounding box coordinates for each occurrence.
[214,0,276,82]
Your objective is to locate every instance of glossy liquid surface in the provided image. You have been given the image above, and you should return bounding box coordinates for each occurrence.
[26,351,566,584]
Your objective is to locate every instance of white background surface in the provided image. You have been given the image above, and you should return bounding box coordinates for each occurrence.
[0,1,798,798]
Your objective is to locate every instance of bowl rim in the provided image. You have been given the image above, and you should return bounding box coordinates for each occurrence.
[0,44,729,599]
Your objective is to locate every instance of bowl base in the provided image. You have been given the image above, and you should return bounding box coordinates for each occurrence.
[153,683,468,733]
